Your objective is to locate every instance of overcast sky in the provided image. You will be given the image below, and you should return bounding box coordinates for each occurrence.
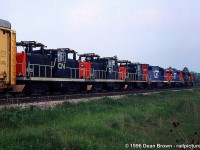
[1,0,200,72]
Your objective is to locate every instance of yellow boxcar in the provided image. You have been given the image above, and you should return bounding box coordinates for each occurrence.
[0,19,16,90]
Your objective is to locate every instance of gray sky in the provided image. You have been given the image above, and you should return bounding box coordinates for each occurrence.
[1,0,200,72]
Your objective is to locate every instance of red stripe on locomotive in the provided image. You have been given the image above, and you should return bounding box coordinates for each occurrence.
[79,62,91,79]
[118,67,126,79]
[16,52,26,77]
[141,64,148,81]
[165,68,172,81]
[180,71,183,81]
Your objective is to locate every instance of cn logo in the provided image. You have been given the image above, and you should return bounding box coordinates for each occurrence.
[58,63,66,69]
[154,71,159,78]
[26,68,33,72]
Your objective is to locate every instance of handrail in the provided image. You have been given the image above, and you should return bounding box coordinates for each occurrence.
[18,63,187,81]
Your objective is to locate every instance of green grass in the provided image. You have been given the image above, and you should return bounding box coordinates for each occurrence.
[0,89,200,150]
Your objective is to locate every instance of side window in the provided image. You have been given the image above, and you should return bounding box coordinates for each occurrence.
[108,60,115,67]
[58,52,66,63]
[112,60,116,66]
[108,60,112,68]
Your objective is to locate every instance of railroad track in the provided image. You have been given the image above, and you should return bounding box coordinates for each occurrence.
[0,87,198,106]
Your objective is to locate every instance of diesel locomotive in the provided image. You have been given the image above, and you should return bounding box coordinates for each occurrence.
[0,19,194,94]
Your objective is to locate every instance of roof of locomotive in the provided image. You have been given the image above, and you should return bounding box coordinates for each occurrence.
[79,53,100,57]
[117,60,131,63]
[0,19,11,29]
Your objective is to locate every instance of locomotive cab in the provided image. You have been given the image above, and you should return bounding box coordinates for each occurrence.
[148,66,164,88]
[100,57,119,80]
[165,68,172,82]
[50,48,78,79]
[78,53,103,79]
[49,48,80,92]
[16,41,52,94]
[118,60,137,90]
[99,57,121,90]
[125,63,139,81]
[172,69,181,81]
[148,66,164,81]
[132,63,143,81]
[171,69,182,87]
[16,41,51,78]
[118,60,131,80]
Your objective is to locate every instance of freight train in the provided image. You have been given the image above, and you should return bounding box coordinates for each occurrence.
[0,19,194,95]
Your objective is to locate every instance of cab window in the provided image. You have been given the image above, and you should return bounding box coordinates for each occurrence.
[58,52,66,63]
[108,60,115,67]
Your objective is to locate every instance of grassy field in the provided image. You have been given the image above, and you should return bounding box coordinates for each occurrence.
[0,89,200,150]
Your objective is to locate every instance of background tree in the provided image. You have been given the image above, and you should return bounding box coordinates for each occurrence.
[183,67,189,72]
[191,71,200,87]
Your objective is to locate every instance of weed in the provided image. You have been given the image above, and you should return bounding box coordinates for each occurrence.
[0,89,200,149]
